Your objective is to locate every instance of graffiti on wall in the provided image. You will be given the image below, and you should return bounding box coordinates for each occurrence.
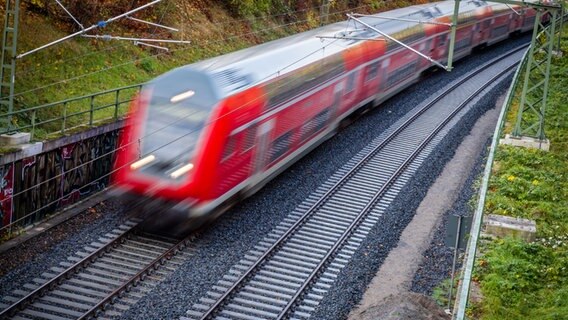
[0,164,14,228]
[0,130,120,229]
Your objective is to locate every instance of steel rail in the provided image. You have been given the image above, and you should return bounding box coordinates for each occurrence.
[0,221,139,319]
[0,221,197,320]
[198,43,529,320]
[278,53,522,320]
[78,234,197,320]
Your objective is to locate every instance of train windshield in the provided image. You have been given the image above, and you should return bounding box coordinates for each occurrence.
[138,68,217,180]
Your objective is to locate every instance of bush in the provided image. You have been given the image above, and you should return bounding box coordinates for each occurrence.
[25,0,156,31]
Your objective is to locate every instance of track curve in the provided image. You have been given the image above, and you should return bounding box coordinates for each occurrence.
[183,45,527,320]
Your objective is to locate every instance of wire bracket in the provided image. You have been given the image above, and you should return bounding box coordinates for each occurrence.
[16,0,186,59]
[345,13,448,70]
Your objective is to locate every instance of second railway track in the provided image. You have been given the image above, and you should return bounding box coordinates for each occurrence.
[183,45,527,320]
[0,218,198,320]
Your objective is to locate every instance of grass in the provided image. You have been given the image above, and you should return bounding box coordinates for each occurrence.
[432,278,459,309]
[2,1,321,140]
[470,25,568,320]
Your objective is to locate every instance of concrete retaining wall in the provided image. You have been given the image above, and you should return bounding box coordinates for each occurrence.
[0,121,124,230]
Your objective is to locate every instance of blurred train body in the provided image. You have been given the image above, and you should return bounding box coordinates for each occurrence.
[113,1,536,232]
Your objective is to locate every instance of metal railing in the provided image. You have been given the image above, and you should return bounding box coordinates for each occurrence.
[452,47,530,320]
[0,83,142,140]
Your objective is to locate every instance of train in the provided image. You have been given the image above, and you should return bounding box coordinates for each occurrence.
[113,0,536,233]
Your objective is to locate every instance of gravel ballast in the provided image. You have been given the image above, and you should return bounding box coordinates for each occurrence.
[120,36,530,319]
[410,137,493,296]
[0,200,133,298]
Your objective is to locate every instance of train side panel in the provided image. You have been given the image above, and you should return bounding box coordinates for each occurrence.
[207,87,265,200]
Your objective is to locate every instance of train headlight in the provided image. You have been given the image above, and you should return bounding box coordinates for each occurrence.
[170,90,195,103]
[130,155,156,170]
[170,163,194,179]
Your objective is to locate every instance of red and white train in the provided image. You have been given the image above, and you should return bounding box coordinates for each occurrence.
[114,0,536,231]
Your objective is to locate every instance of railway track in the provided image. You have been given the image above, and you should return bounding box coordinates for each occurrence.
[0,219,197,320]
[183,45,528,320]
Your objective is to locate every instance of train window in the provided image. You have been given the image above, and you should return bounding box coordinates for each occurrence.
[270,131,293,163]
[313,109,330,133]
[387,25,425,51]
[300,108,331,143]
[491,24,508,38]
[138,69,217,180]
[365,62,380,82]
[345,72,357,93]
[385,61,417,89]
[438,34,446,46]
[524,16,535,27]
[222,135,238,162]
[454,37,471,51]
[265,54,345,109]
[300,120,317,142]
[242,124,257,152]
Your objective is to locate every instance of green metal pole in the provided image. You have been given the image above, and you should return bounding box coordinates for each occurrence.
[446,0,461,71]
[537,9,557,140]
[512,10,541,137]
[556,4,564,54]
[512,7,560,139]
[0,0,20,132]
[320,0,331,26]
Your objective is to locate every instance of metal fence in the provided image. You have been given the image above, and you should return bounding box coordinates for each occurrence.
[452,48,529,320]
[0,84,142,140]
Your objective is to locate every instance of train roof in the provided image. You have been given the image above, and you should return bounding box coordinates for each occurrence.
[158,1,516,99]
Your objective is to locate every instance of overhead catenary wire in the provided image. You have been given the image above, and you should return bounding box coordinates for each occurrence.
[15,4,325,78]
[81,34,191,44]
[16,0,178,79]
[126,16,179,32]
[132,0,175,50]
[11,3,372,100]
[9,2,359,110]
[10,16,316,98]
[10,19,310,98]
[15,3,324,77]
[54,0,84,30]
[135,41,169,51]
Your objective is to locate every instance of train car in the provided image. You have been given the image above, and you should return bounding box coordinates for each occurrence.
[113,0,535,233]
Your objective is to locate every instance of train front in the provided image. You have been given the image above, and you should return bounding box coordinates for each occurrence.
[113,67,220,234]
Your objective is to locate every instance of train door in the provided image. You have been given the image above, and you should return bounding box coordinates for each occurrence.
[253,119,275,176]
[379,57,391,92]
[418,40,431,70]
[331,82,344,118]
[472,22,482,46]
[432,33,448,62]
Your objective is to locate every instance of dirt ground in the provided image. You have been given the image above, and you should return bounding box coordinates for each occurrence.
[348,96,504,320]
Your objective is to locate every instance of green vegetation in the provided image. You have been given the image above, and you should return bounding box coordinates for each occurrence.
[471,26,568,319]
[432,278,458,308]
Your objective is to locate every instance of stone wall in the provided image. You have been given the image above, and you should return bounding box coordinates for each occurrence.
[0,121,124,230]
